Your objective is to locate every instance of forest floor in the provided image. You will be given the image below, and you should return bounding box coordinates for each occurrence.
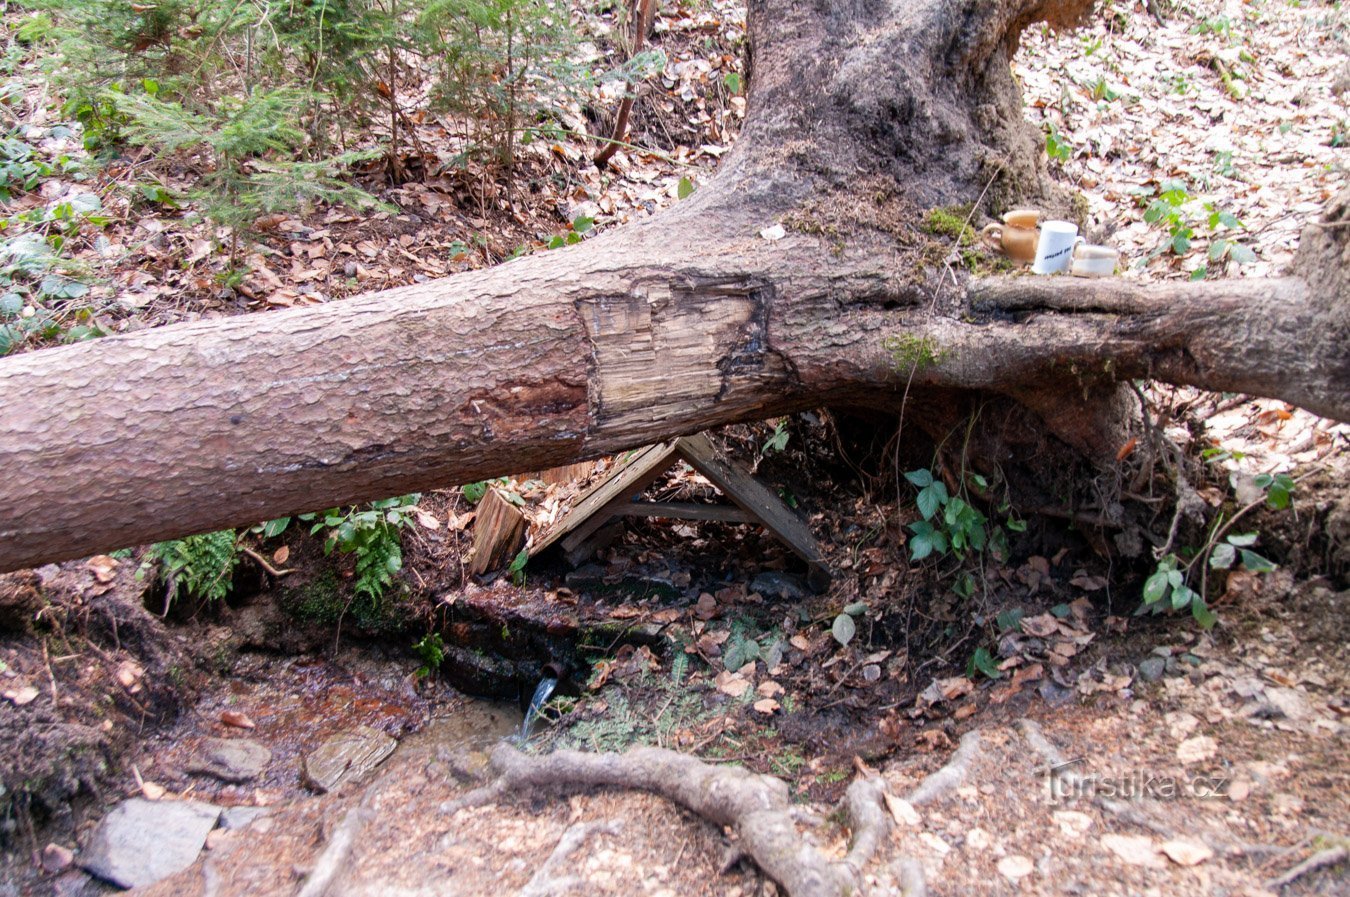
[1,1,1348,896]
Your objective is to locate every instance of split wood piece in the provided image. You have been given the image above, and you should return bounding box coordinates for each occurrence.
[466,487,527,576]
[529,434,829,588]
[537,461,597,486]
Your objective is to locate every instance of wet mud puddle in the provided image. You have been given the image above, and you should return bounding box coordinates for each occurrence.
[140,652,521,809]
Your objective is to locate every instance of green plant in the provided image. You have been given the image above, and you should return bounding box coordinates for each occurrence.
[506,547,529,586]
[883,334,946,371]
[0,182,107,355]
[1141,179,1195,255]
[1139,473,1292,628]
[904,469,989,560]
[413,632,447,678]
[114,89,383,262]
[966,646,1003,680]
[761,419,790,456]
[143,529,240,605]
[305,494,420,602]
[1045,122,1072,162]
[546,214,595,249]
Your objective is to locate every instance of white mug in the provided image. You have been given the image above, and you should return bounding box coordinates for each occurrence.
[1070,243,1119,277]
[1031,220,1081,274]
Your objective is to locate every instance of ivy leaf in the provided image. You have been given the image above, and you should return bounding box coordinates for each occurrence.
[1238,549,1276,573]
[904,469,934,488]
[1209,542,1236,569]
[1143,570,1169,604]
[261,517,290,538]
[968,647,1004,680]
[831,613,856,647]
[1191,596,1218,629]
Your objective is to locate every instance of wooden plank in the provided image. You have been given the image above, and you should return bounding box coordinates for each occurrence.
[610,501,753,523]
[466,487,526,575]
[538,461,597,485]
[563,520,624,567]
[674,433,827,578]
[529,441,679,557]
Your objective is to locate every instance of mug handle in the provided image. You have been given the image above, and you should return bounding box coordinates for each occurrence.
[980,223,1003,249]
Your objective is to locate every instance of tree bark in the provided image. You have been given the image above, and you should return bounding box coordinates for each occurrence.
[0,0,1345,572]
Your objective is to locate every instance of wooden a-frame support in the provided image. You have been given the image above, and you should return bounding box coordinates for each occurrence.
[530,433,830,590]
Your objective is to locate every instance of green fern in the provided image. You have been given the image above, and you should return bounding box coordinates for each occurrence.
[309,494,418,603]
[146,529,238,604]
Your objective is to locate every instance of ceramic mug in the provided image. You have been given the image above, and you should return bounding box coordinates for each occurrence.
[1070,243,1120,277]
[981,209,1042,264]
[1031,220,1081,274]
[980,222,1039,264]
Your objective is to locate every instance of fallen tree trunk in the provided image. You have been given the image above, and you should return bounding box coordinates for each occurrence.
[1,0,1345,572]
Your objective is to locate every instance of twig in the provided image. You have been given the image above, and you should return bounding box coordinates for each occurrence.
[1265,845,1348,890]
[240,546,293,578]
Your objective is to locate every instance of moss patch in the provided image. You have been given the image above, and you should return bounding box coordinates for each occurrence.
[921,204,977,246]
[882,333,948,370]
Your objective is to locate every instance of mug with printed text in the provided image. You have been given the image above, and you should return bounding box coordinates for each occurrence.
[1031,220,1081,274]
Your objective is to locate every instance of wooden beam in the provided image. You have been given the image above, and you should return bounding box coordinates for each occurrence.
[529,441,679,557]
[610,501,754,523]
[673,434,828,583]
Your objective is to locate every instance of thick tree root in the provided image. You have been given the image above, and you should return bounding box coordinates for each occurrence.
[445,731,992,897]
[446,743,891,897]
[907,730,981,806]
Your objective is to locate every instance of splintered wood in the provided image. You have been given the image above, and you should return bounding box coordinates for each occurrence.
[466,487,526,576]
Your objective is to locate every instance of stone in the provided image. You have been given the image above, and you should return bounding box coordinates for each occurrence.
[218,806,271,830]
[41,843,74,873]
[188,738,271,783]
[1176,735,1218,764]
[1161,839,1214,866]
[302,726,397,793]
[1137,656,1167,682]
[79,798,220,889]
[749,571,807,602]
[1100,833,1166,869]
[997,855,1034,880]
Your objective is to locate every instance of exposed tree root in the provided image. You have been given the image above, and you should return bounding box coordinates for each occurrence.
[907,730,981,806]
[296,806,370,897]
[443,742,887,897]
[519,820,624,897]
[441,730,994,897]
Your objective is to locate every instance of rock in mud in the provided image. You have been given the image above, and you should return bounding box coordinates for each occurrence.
[218,805,272,830]
[749,571,807,601]
[188,737,272,782]
[80,798,220,889]
[302,726,397,793]
[1137,656,1167,682]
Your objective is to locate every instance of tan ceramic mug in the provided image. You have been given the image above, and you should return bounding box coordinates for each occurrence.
[981,213,1040,264]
